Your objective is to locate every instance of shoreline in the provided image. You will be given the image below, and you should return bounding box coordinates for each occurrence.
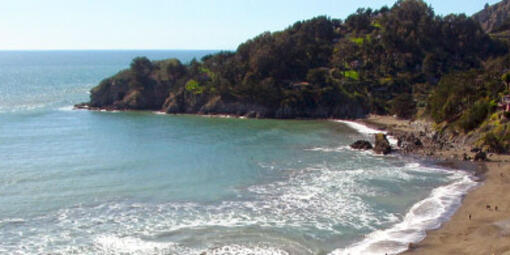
[334,118,480,254]
[402,161,510,255]
[357,115,510,255]
[76,108,510,254]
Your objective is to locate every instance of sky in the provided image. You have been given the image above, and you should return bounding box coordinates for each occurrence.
[0,0,502,50]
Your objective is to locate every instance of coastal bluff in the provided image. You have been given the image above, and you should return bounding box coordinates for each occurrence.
[77,0,510,153]
[75,56,368,119]
[76,0,506,122]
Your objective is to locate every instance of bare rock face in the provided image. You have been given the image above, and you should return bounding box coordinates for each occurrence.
[373,133,392,155]
[473,0,510,33]
[397,133,423,153]
[350,140,373,150]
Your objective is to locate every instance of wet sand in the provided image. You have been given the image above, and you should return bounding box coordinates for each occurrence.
[403,162,510,255]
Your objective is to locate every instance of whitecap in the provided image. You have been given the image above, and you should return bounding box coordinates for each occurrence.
[330,172,477,255]
[333,120,398,146]
[58,105,75,111]
[205,244,289,255]
[94,235,190,254]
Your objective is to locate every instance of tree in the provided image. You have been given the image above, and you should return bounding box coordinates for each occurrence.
[390,93,416,119]
[166,59,186,81]
[130,57,153,80]
[502,72,510,90]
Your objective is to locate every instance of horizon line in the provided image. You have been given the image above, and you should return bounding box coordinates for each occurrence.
[0,49,231,52]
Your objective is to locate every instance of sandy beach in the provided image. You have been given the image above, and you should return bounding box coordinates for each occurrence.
[361,115,510,255]
[404,162,510,255]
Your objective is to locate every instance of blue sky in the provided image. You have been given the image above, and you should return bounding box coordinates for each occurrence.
[0,0,501,50]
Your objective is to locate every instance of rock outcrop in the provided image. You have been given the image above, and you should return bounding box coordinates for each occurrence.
[350,140,373,150]
[373,133,392,155]
[76,60,370,119]
[473,0,510,33]
[474,151,488,161]
[397,133,423,153]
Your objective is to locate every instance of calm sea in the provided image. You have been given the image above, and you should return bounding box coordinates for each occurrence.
[0,50,476,255]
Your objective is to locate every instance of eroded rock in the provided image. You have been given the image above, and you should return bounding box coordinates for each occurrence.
[350,140,373,150]
[374,133,392,155]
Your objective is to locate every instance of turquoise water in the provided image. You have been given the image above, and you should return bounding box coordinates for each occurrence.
[0,51,475,254]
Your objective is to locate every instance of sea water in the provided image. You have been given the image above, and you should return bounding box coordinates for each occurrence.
[0,51,477,254]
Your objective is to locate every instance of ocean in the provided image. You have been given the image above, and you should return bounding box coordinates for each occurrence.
[0,50,477,254]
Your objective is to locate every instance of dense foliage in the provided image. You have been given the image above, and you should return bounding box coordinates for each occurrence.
[86,0,510,149]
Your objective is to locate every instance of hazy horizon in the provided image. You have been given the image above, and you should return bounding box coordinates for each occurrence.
[0,0,501,51]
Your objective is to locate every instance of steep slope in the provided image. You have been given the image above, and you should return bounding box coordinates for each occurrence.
[79,0,504,121]
[473,0,510,33]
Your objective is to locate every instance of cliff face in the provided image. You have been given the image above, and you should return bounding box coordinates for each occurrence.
[80,67,368,119]
[77,57,369,119]
[86,70,169,111]
[473,0,510,33]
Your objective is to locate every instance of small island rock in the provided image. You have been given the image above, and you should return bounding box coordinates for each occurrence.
[350,140,373,150]
[374,133,392,155]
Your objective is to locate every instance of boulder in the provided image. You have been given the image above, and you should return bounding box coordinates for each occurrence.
[350,140,373,150]
[471,147,481,153]
[397,133,423,153]
[374,133,392,155]
[474,151,487,161]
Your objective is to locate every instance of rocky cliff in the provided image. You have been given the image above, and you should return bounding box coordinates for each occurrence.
[473,0,510,33]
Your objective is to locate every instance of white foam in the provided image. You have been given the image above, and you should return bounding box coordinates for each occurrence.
[307,146,391,158]
[0,218,25,225]
[58,105,75,111]
[333,120,398,146]
[152,111,166,115]
[0,146,473,255]
[334,120,383,135]
[94,235,199,254]
[205,244,289,255]
[306,145,351,153]
[331,171,477,255]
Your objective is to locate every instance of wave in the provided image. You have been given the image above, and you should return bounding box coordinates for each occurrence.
[58,105,75,111]
[331,172,477,255]
[333,120,398,146]
[94,235,189,254]
[0,218,25,227]
[1,162,432,254]
[328,120,478,255]
[306,145,397,158]
[94,235,290,255]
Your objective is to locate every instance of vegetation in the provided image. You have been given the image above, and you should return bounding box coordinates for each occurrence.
[390,93,416,119]
[85,0,510,151]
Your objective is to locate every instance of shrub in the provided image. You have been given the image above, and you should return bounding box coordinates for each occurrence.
[342,70,360,80]
[457,100,492,132]
[185,80,204,95]
[482,132,506,153]
[502,72,510,90]
[166,59,186,81]
[130,57,153,80]
[390,93,416,119]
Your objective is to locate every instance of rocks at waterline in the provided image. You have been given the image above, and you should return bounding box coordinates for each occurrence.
[474,151,488,161]
[374,133,392,155]
[397,133,423,153]
[350,140,373,150]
